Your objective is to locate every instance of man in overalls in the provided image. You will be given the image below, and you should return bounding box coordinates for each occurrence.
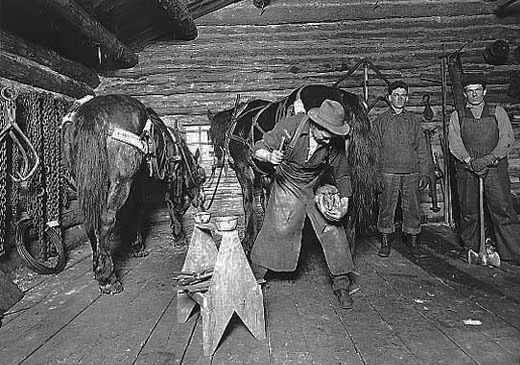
[449,73,520,264]
[250,99,356,309]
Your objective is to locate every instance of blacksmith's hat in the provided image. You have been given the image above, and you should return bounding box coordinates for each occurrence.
[462,73,487,89]
[308,99,350,136]
[388,81,409,94]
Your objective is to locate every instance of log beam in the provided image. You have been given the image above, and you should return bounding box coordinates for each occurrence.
[0,30,100,89]
[188,0,244,19]
[39,0,138,69]
[0,52,95,99]
[159,0,198,40]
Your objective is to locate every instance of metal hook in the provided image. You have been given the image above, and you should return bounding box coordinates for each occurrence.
[0,86,40,182]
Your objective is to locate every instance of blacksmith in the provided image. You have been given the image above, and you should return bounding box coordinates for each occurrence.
[372,81,433,258]
[250,99,356,309]
[449,73,520,264]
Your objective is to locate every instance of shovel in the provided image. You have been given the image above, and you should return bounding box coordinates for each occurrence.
[467,175,501,267]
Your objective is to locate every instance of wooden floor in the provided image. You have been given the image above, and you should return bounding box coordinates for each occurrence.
[1,168,520,365]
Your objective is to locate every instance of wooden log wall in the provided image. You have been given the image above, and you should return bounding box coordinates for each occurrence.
[96,0,520,221]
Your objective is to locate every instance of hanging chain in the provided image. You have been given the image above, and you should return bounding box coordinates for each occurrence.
[0,98,8,256]
[56,99,73,209]
[42,95,62,225]
[22,93,46,260]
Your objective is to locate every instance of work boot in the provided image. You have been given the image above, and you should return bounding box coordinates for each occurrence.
[377,233,391,257]
[409,235,427,258]
[334,289,353,309]
[347,272,361,296]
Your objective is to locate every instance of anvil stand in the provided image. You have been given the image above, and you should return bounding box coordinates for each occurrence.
[177,219,266,356]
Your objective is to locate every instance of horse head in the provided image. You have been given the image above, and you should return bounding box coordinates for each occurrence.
[207,108,233,167]
[164,126,206,211]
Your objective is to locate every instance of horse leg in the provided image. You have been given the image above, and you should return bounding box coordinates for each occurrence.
[95,179,134,294]
[165,194,187,248]
[130,174,149,258]
[235,162,257,257]
[85,227,98,278]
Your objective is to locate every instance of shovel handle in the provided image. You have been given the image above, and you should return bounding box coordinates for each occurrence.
[479,176,486,257]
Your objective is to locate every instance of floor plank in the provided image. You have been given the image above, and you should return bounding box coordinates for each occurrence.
[365,239,520,365]
[20,241,184,365]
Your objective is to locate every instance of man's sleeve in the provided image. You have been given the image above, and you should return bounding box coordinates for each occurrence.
[491,105,515,159]
[448,111,471,163]
[253,116,293,154]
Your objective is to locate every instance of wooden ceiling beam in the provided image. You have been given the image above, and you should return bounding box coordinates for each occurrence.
[188,0,244,19]
[0,30,100,88]
[38,0,139,69]
[0,51,95,99]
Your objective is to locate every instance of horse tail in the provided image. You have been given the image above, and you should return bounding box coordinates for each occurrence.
[72,113,109,235]
[345,93,378,231]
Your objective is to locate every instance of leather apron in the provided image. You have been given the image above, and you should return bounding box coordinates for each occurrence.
[250,120,354,275]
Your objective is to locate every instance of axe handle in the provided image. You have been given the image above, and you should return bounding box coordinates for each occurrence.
[479,176,486,257]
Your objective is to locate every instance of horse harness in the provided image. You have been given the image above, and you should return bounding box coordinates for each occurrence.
[61,97,179,181]
[225,86,307,174]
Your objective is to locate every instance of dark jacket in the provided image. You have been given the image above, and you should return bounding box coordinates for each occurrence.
[373,108,432,176]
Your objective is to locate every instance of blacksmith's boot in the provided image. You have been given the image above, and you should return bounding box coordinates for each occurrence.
[410,235,427,258]
[377,233,391,257]
[334,289,353,310]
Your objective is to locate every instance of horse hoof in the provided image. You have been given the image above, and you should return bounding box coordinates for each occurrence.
[99,281,124,295]
[132,248,149,258]
[172,244,187,252]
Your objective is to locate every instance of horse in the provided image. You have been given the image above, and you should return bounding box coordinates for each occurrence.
[207,84,378,256]
[62,94,206,294]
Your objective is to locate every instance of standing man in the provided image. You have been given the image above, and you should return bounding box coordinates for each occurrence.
[373,81,433,258]
[449,73,520,264]
[250,99,356,309]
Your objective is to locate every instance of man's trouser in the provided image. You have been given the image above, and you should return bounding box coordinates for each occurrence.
[456,163,520,261]
[377,173,421,235]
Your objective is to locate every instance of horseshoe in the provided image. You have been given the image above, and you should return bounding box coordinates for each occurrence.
[0,86,40,182]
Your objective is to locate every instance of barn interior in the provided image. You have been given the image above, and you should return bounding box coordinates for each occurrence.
[1,0,520,364]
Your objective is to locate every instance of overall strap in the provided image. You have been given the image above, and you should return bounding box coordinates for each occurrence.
[286,115,309,152]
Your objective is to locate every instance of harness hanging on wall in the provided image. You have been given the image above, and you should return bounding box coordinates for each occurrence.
[483,39,510,65]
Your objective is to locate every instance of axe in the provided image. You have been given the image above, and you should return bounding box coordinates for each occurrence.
[467,175,501,267]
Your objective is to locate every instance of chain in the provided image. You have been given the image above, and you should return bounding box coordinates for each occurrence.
[42,95,61,224]
[56,98,74,208]
[28,93,46,259]
[0,98,8,256]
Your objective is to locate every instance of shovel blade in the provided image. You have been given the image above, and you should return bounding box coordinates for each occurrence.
[467,249,480,265]
[487,252,501,267]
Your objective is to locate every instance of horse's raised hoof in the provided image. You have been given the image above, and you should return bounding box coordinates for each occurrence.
[99,280,124,295]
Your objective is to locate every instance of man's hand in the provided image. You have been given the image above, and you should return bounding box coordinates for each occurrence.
[316,184,338,196]
[323,197,349,222]
[418,175,429,191]
[269,150,284,165]
[469,154,496,172]
[255,149,284,165]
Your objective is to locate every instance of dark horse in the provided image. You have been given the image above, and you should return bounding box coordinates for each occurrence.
[207,84,378,256]
[62,94,206,294]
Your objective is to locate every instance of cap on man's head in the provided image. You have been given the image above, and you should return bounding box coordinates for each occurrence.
[388,81,409,94]
[462,73,487,89]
